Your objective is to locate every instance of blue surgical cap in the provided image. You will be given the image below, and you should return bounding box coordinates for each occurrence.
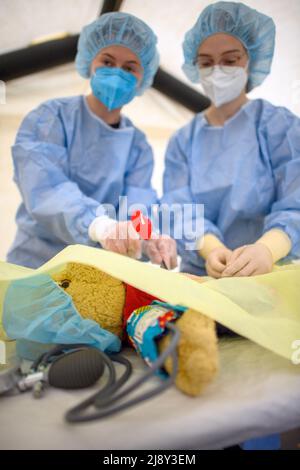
[75,12,159,95]
[182,1,276,91]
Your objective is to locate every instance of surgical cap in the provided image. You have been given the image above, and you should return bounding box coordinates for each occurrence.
[75,12,159,95]
[182,1,276,91]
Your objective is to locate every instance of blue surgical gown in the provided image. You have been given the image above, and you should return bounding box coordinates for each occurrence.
[7,95,157,268]
[162,99,300,275]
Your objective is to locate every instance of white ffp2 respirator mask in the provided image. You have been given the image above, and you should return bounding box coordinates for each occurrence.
[199,64,248,107]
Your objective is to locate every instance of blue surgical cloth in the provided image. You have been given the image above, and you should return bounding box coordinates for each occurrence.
[3,274,121,360]
[7,96,157,268]
[162,99,300,275]
[182,1,276,91]
[75,12,159,95]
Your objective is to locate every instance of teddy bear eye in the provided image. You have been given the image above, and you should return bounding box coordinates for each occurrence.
[60,279,71,289]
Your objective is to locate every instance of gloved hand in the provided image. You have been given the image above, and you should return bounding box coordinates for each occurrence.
[142,233,178,269]
[222,243,273,277]
[205,246,233,278]
[89,217,142,259]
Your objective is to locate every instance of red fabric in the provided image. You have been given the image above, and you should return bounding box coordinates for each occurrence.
[123,284,160,328]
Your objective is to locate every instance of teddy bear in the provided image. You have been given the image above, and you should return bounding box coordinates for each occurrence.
[52,262,219,397]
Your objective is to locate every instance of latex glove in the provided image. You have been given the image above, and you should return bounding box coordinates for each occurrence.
[205,246,233,278]
[198,233,225,260]
[222,243,273,277]
[89,217,142,259]
[142,233,178,269]
[256,229,292,263]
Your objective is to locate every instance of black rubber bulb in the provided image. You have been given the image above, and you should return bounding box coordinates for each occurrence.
[48,349,105,389]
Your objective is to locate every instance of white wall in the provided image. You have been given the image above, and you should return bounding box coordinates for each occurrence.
[0,0,101,53]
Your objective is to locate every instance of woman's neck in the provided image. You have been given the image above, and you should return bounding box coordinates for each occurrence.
[205,92,249,126]
[86,93,121,125]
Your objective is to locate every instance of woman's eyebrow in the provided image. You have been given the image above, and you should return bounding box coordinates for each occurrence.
[125,60,140,65]
[101,53,115,59]
[221,49,243,55]
[197,49,242,58]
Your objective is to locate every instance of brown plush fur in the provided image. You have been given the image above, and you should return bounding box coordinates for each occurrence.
[52,263,125,338]
[159,308,219,396]
[52,262,219,396]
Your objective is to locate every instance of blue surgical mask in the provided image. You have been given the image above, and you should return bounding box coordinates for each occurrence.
[90,67,138,111]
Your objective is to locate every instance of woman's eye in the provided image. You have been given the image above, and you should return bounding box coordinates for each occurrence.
[103,60,113,67]
[123,66,133,73]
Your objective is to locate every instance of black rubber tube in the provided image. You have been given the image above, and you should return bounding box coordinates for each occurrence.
[0,36,79,81]
[99,0,124,15]
[153,68,210,113]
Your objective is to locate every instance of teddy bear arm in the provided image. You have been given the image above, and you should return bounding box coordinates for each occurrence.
[158,309,219,396]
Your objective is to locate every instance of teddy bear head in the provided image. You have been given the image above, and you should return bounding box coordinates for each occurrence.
[52,262,126,338]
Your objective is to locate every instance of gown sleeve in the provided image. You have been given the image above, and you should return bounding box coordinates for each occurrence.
[12,103,106,245]
[262,106,300,256]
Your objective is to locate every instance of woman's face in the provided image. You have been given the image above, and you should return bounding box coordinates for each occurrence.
[197,33,248,71]
[90,45,143,84]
